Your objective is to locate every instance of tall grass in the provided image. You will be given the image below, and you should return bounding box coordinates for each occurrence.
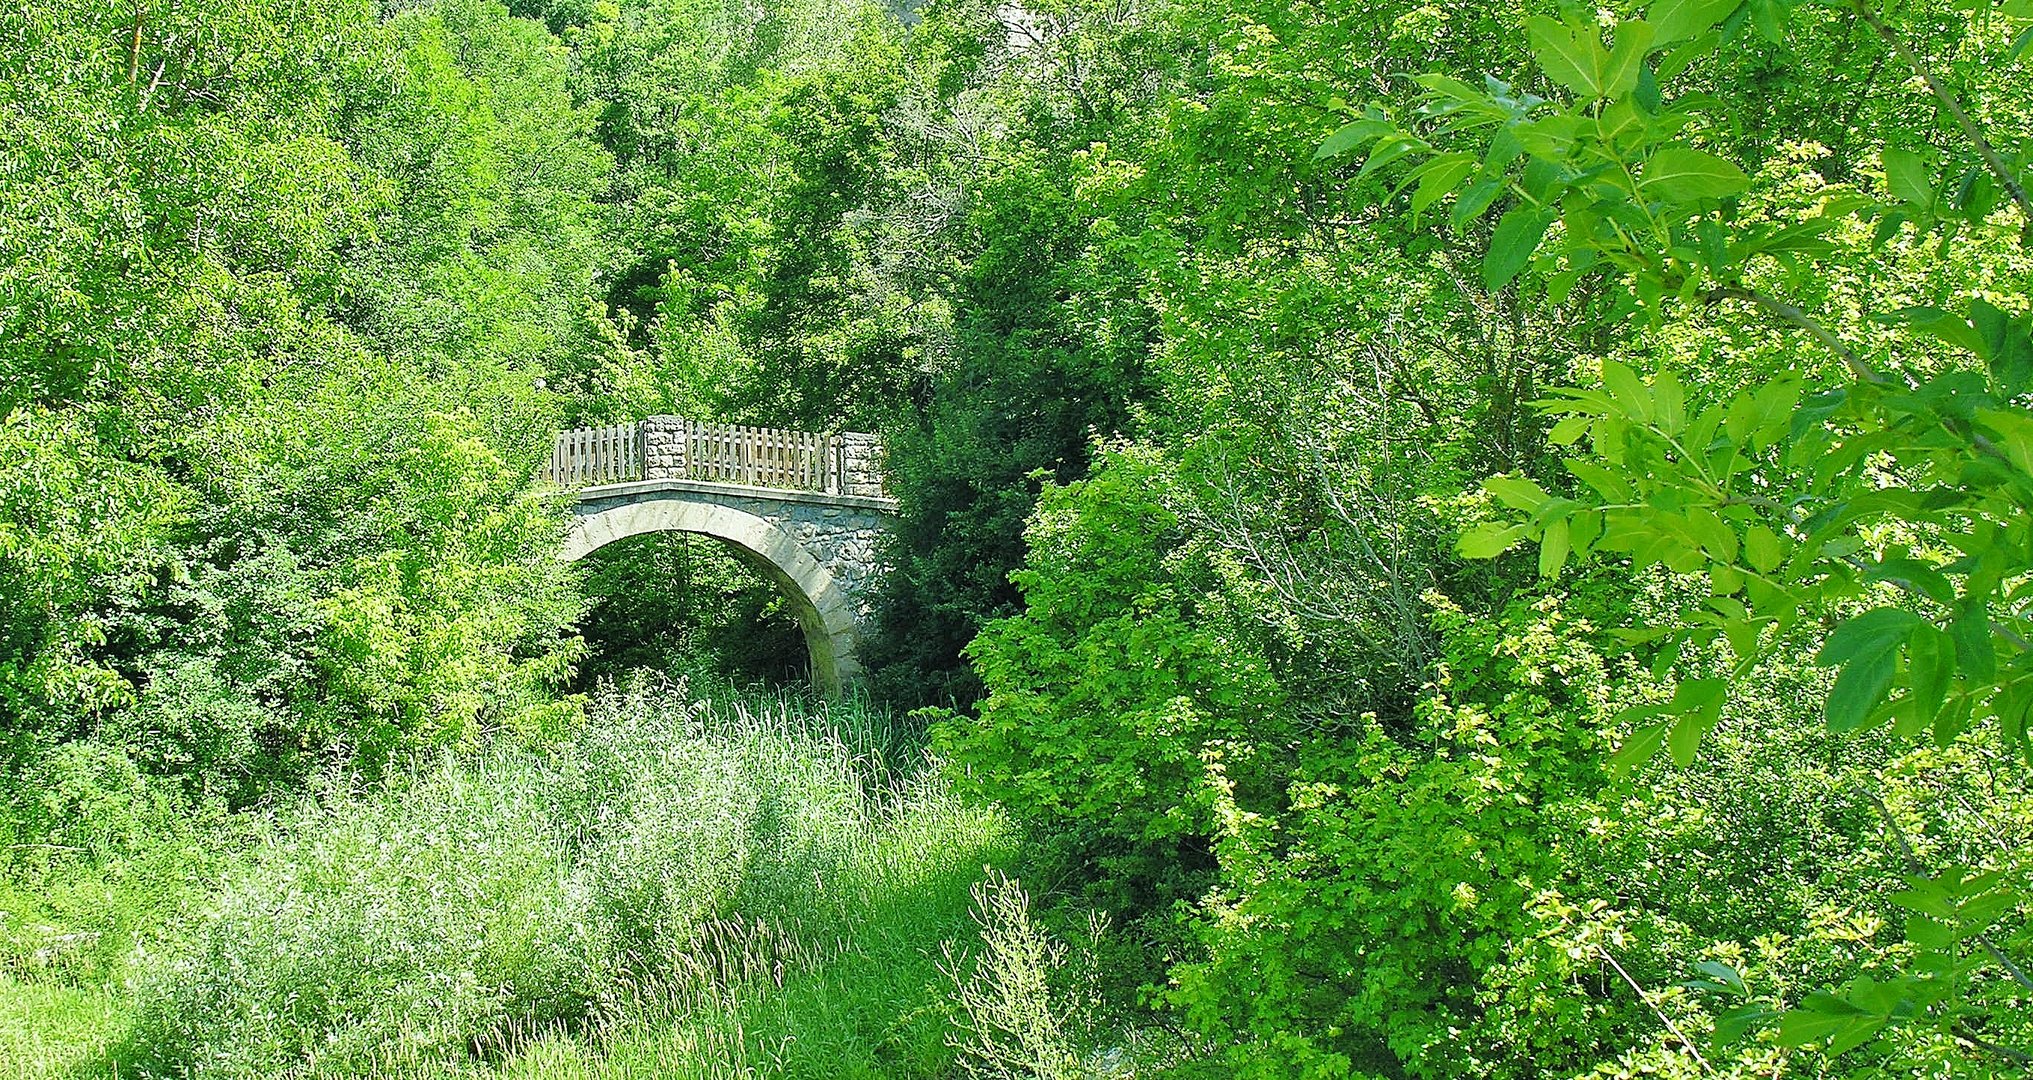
[109,676,1015,1079]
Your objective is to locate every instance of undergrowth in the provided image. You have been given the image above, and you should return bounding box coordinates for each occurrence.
[3,677,1025,1078]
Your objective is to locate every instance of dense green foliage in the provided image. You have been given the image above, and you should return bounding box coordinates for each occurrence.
[6,682,1023,1079]
[1,0,597,795]
[5,0,2032,1076]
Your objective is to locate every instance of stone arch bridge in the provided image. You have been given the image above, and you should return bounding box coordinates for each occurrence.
[545,417,893,691]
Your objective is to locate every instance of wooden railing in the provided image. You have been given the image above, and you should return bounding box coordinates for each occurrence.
[544,418,878,497]
[545,422,641,487]
[679,421,832,492]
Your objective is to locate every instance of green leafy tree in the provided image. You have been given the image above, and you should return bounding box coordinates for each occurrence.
[1325,0,2033,1063]
[3,0,602,797]
[935,446,1284,906]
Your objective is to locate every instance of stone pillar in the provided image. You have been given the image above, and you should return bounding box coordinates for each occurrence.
[837,432,886,499]
[642,416,688,481]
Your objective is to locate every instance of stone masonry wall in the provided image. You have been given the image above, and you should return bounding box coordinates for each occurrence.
[596,487,888,618]
[772,499,886,616]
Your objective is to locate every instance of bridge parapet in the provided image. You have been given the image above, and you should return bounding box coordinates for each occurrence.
[545,416,887,500]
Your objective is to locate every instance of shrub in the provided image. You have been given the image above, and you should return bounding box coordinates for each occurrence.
[1171,594,1624,1079]
[943,873,1089,1080]
[0,739,251,985]
[121,756,601,1077]
[935,445,1285,908]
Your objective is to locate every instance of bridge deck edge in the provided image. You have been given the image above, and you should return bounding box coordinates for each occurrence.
[571,478,898,512]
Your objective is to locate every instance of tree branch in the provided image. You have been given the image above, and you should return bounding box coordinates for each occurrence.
[1707,285,1888,386]
[1953,1023,2033,1066]
[1865,789,2033,995]
[128,1,144,86]
[1598,946,1715,1076]
[1852,0,2033,243]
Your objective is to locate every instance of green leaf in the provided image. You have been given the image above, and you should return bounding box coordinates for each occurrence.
[1609,719,1670,777]
[1484,476,1552,511]
[1882,148,1933,209]
[1600,359,1651,420]
[1675,506,1740,561]
[1864,557,1954,606]
[1451,179,1504,226]
[1907,913,1955,950]
[1825,1017,1888,1057]
[1601,21,1656,98]
[1935,695,1973,748]
[1657,29,1721,80]
[1713,1004,1777,1048]
[2000,683,2033,758]
[1525,16,1608,97]
[1744,524,1783,574]
[1798,991,1870,1017]
[1724,617,1763,663]
[1673,676,1727,718]
[1649,0,1741,44]
[1549,414,1593,445]
[1952,599,1995,683]
[1668,677,1726,765]
[1633,63,1662,112]
[1538,518,1571,578]
[1972,299,2033,394]
[1749,379,1803,450]
[1825,648,1899,733]
[1976,407,2033,474]
[1566,459,1632,501]
[1668,709,1711,766]
[1908,626,1954,724]
[1316,118,1394,160]
[1817,607,1922,667]
[1692,960,1746,994]
[1817,610,1921,733]
[1872,210,1910,248]
[1355,137,1427,184]
[1748,0,1785,43]
[1776,1008,1851,1047]
[1654,370,1687,435]
[1411,73,1485,103]
[1458,521,1527,559]
[1483,207,1554,291]
[1410,155,1479,215]
[1521,156,1574,202]
[1875,306,1987,357]
[1638,147,1751,202]
[1889,884,1955,919]
[1956,167,2000,221]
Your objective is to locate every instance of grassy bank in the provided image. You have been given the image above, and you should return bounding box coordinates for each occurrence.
[0,678,1031,1079]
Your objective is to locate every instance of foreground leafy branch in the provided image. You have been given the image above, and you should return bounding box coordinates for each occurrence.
[1321,0,2033,1064]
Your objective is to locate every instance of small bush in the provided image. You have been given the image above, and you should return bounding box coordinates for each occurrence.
[1,740,242,983]
[943,872,1089,1080]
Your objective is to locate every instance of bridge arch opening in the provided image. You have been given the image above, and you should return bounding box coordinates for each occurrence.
[564,498,861,692]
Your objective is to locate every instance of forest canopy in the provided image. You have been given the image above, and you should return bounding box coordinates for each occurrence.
[2,0,2031,1076]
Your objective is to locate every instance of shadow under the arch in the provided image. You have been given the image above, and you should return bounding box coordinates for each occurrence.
[566,529,811,692]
